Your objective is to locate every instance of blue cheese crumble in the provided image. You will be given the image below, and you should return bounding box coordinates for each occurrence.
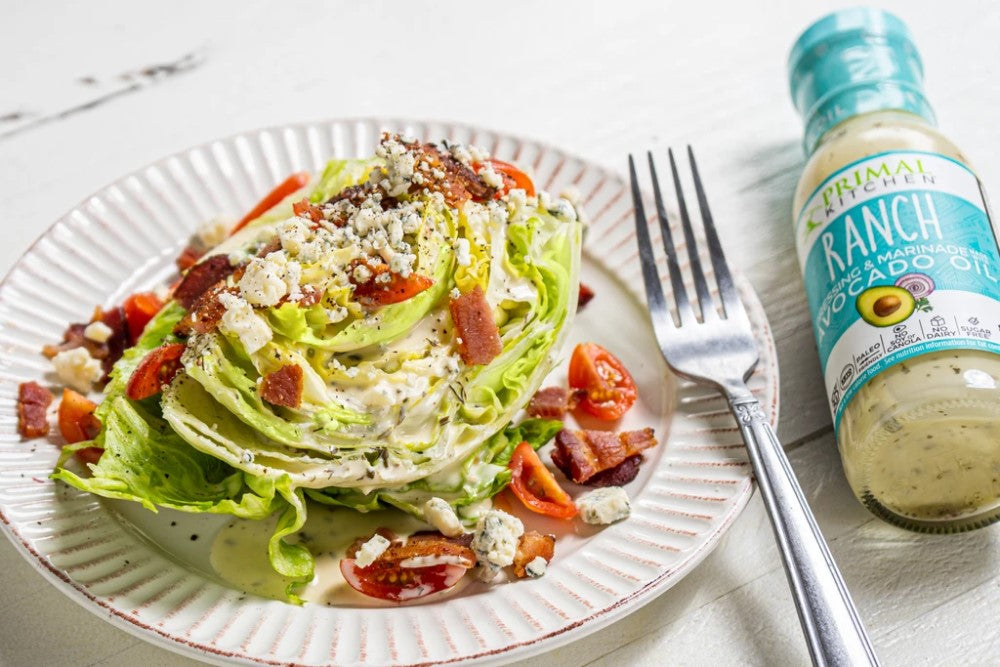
[354,533,391,568]
[524,556,548,578]
[51,347,103,393]
[471,509,524,581]
[577,487,631,525]
[83,320,113,343]
[217,292,273,354]
[423,497,465,537]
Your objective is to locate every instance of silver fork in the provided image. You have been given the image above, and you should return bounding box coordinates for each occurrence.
[629,148,880,667]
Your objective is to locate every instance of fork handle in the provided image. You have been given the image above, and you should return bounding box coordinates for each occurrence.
[727,390,880,667]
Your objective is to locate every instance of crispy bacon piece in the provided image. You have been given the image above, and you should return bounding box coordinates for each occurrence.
[586,454,643,487]
[174,284,238,336]
[175,245,204,272]
[449,285,502,366]
[96,306,129,378]
[526,386,582,419]
[322,185,400,226]
[513,531,555,578]
[346,530,476,567]
[551,427,657,484]
[260,364,304,408]
[405,138,495,207]
[366,134,494,207]
[293,286,323,307]
[578,283,595,310]
[326,184,371,208]
[17,382,53,439]
[173,255,235,309]
[42,323,86,360]
[42,306,128,381]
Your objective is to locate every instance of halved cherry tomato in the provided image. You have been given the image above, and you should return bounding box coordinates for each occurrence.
[58,388,104,464]
[125,343,186,400]
[474,159,536,198]
[508,441,578,519]
[230,171,311,235]
[568,342,638,420]
[341,559,467,601]
[58,388,101,443]
[292,198,324,224]
[340,532,474,601]
[123,292,164,344]
[349,260,434,307]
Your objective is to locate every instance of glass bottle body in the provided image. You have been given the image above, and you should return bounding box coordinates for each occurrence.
[793,110,1000,532]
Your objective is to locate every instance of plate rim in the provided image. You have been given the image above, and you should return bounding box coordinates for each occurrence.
[0,117,778,666]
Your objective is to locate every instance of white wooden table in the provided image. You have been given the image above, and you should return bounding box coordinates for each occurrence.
[2,1,999,664]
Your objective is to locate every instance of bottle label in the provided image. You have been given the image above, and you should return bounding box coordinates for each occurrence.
[796,150,1000,430]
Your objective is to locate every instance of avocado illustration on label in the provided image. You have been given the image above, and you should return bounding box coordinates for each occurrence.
[856,285,916,327]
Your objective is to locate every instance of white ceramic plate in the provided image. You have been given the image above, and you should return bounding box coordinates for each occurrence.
[0,119,778,666]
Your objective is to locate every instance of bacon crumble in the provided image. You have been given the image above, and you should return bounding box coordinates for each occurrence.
[346,530,476,568]
[172,255,237,310]
[402,139,495,207]
[526,386,583,419]
[449,285,502,366]
[260,364,304,408]
[173,284,239,336]
[512,531,555,578]
[551,428,657,484]
[586,454,643,487]
[17,382,54,438]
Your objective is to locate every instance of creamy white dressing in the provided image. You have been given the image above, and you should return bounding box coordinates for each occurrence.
[794,110,1000,528]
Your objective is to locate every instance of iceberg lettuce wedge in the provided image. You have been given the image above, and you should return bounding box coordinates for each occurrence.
[51,138,583,601]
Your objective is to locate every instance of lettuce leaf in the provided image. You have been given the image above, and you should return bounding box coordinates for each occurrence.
[305,418,563,518]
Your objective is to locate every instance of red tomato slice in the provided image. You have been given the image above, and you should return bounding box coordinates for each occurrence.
[125,343,186,400]
[508,441,578,519]
[58,388,104,464]
[230,172,311,235]
[475,159,536,198]
[568,342,638,420]
[58,388,101,443]
[123,292,164,344]
[340,559,468,602]
[350,261,434,307]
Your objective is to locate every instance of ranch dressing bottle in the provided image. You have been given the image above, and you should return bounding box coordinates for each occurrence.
[789,9,1000,532]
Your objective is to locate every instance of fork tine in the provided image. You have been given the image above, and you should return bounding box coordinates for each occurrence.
[668,148,717,321]
[647,152,694,325]
[628,155,674,333]
[687,146,741,317]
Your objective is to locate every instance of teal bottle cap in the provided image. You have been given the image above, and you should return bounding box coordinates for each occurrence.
[788,8,936,154]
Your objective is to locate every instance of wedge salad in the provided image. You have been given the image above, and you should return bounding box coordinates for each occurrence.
[25,134,597,600]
